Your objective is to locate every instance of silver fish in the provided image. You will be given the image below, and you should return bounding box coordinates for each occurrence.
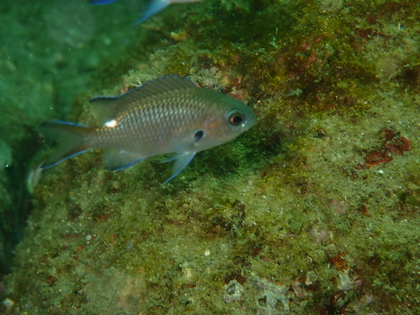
[41,75,256,183]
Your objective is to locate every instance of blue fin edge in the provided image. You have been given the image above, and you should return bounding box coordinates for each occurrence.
[111,158,145,171]
[163,152,196,184]
[41,149,89,169]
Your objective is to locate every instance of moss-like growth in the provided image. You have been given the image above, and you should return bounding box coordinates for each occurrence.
[3,0,420,314]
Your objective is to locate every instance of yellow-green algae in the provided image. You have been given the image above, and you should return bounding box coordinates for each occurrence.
[3,0,420,314]
[0,0,166,278]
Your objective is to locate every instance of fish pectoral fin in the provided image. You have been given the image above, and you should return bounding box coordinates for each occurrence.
[160,131,203,165]
[104,149,145,171]
[163,152,196,184]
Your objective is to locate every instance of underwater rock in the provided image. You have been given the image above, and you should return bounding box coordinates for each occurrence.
[2,0,420,314]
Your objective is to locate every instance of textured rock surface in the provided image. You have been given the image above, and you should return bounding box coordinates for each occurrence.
[2,0,420,313]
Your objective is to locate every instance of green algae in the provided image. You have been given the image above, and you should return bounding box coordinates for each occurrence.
[3,0,420,314]
[0,0,170,279]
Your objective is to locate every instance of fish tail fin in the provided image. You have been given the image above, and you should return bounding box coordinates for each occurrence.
[40,120,92,169]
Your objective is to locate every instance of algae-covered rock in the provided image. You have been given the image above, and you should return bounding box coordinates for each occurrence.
[3,0,420,314]
[0,0,159,281]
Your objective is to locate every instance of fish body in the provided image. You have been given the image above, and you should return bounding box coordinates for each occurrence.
[90,0,204,24]
[41,75,256,183]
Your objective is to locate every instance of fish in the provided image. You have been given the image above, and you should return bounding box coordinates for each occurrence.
[40,75,256,183]
[90,0,205,24]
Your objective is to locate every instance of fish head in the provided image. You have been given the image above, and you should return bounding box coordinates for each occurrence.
[194,93,256,151]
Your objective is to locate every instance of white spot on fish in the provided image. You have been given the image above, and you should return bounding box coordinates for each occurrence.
[105,119,118,128]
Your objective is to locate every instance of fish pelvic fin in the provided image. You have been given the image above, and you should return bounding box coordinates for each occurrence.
[40,120,92,169]
[163,152,196,184]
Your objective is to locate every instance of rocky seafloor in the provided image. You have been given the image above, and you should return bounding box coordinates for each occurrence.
[2,0,420,314]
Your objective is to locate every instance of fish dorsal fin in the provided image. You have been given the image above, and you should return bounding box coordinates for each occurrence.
[89,75,197,125]
[89,97,123,125]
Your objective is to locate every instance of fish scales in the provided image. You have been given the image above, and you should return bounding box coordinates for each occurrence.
[91,90,216,152]
[40,75,256,183]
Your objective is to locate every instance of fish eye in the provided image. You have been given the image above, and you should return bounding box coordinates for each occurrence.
[228,110,244,126]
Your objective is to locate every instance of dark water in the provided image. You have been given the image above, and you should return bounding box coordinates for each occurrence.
[0,0,152,276]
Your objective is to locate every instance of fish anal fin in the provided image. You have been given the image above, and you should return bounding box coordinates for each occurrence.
[104,149,145,171]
